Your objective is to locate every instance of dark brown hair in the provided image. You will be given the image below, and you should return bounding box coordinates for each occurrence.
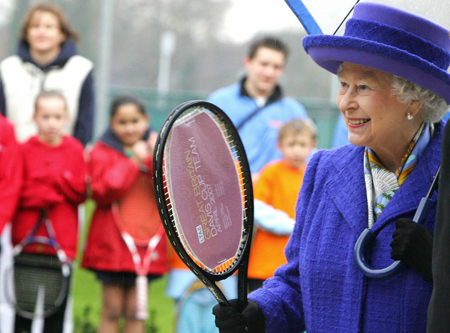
[20,2,79,45]
[248,36,289,60]
[110,95,147,118]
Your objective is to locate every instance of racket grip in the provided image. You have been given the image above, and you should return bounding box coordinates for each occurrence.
[135,275,149,321]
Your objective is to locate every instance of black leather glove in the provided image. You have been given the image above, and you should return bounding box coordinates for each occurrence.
[390,218,433,281]
[213,299,265,333]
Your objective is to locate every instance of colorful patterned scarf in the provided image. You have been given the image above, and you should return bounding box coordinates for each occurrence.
[364,123,433,228]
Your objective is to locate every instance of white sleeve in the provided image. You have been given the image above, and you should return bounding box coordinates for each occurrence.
[253,199,295,236]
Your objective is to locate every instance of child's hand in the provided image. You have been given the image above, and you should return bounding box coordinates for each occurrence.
[130,140,151,166]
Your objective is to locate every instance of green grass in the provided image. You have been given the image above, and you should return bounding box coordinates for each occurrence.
[72,200,175,332]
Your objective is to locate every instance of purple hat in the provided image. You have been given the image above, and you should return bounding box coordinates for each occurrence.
[302,2,450,104]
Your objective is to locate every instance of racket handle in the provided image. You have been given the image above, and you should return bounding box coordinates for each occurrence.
[135,275,149,321]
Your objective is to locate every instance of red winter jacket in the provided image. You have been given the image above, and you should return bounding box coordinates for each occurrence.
[0,115,22,233]
[81,139,168,274]
[11,136,87,260]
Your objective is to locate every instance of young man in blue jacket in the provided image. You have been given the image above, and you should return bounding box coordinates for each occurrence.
[208,36,308,175]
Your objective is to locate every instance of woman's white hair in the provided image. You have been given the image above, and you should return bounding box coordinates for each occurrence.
[390,75,449,123]
[336,63,449,122]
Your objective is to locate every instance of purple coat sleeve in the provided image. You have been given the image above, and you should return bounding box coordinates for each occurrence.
[248,150,325,332]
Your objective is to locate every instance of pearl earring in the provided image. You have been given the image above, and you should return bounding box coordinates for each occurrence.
[407,113,413,120]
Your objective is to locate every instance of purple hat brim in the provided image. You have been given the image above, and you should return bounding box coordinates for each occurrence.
[303,35,450,104]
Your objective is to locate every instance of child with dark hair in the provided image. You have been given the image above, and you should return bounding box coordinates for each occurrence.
[81,95,168,333]
[11,90,87,332]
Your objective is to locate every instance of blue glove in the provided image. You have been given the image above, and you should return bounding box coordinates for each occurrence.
[213,299,265,333]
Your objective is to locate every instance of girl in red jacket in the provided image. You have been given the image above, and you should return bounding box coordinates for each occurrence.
[11,90,87,332]
[81,95,167,333]
[0,114,22,237]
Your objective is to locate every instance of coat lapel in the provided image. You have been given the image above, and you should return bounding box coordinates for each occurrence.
[325,145,369,232]
[324,121,443,234]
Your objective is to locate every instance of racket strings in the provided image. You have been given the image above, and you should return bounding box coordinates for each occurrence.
[213,126,252,275]
[154,101,255,306]
[159,104,253,277]
[161,178,193,259]
[220,118,251,234]
[164,201,230,275]
[163,177,233,275]
[12,253,66,315]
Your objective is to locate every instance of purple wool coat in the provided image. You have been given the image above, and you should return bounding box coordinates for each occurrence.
[249,121,443,332]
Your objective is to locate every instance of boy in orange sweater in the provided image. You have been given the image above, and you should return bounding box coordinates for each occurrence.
[248,118,317,291]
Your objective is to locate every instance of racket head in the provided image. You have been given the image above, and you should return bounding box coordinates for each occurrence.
[5,252,70,319]
[153,101,254,297]
[113,172,162,246]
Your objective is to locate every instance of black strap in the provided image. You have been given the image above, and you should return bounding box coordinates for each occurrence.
[235,77,284,131]
[236,106,264,131]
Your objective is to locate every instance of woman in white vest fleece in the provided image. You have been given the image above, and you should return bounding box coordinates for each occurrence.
[0,2,95,146]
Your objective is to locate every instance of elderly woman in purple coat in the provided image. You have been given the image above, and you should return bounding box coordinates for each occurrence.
[212,2,450,333]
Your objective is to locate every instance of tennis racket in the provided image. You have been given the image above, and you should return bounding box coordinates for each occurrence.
[4,210,71,319]
[112,168,165,320]
[153,100,254,311]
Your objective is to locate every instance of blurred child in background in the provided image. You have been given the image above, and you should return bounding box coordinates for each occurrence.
[0,2,95,146]
[248,118,317,291]
[81,95,168,333]
[0,114,22,245]
[0,114,22,330]
[166,244,237,333]
[11,90,87,332]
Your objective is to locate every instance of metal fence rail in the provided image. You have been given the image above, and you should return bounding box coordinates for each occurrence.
[104,86,340,149]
